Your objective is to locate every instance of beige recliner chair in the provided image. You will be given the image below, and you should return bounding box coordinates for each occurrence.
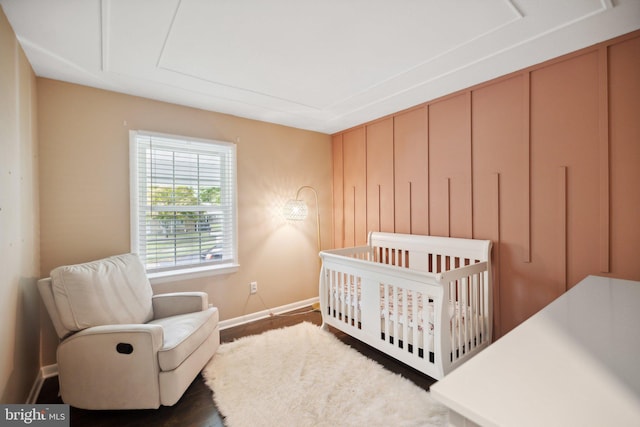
[37,253,220,410]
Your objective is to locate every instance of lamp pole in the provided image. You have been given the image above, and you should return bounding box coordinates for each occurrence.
[295,186,321,252]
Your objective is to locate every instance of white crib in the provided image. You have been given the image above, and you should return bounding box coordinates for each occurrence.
[319,232,493,380]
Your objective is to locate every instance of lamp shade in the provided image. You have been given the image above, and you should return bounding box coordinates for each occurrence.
[283,199,308,220]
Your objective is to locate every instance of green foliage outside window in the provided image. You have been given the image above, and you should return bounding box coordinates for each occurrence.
[148,185,221,236]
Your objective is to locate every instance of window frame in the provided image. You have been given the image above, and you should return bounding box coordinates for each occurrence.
[129,130,239,281]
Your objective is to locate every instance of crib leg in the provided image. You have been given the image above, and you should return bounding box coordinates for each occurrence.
[320,322,330,331]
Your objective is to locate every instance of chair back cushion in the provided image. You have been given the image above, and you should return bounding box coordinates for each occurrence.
[51,253,154,331]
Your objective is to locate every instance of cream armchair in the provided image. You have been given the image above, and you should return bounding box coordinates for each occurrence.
[37,253,220,410]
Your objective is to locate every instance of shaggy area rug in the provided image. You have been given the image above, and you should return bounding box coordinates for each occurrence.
[203,322,448,427]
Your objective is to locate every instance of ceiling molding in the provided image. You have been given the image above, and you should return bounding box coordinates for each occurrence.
[1,0,638,134]
[156,0,182,70]
[100,0,109,72]
[325,3,524,114]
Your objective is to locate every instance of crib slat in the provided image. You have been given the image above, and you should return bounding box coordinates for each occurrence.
[463,277,469,355]
[341,273,347,323]
[453,280,460,360]
[336,271,340,318]
[328,270,335,318]
[422,294,429,357]
[342,273,347,323]
[402,288,408,351]
[472,273,479,348]
[393,286,399,347]
[353,276,357,325]
[346,274,352,325]
[384,283,390,343]
[383,283,390,343]
[459,278,465,357]
[331,272,343,317]
[328,270,333,317]
[335,272,341,321]
[453,281,458,361]
[480,272,485,342]
[469,274,475,350]
[351,276,357,326]
[411,290,419,356]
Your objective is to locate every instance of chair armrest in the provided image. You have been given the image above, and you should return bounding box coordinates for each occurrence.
[152,292,209,319]
[57,324,165,409]
[62,324,164,352]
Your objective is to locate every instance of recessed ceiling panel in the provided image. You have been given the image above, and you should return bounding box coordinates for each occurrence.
[2,0,638,133]
[159,0,520,109]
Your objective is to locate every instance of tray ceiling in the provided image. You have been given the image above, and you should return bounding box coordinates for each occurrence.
[1,0,638,133]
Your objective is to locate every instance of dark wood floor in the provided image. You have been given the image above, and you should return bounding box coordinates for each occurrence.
[37,307,437,427]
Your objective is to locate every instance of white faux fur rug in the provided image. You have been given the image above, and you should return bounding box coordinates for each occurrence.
[203,322,448,427]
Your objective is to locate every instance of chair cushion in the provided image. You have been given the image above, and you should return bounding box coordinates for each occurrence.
[150,307,219,372]
[51,254,154,331]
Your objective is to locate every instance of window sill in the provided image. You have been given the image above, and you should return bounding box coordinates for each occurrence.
[148,263,239,285]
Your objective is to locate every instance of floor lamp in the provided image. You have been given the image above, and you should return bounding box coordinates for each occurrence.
[283,186,321,311]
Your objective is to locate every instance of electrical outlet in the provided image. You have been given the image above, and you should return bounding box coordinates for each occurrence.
[250,281,258,294]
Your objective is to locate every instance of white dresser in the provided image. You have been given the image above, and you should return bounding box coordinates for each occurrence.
[431,275,640,427]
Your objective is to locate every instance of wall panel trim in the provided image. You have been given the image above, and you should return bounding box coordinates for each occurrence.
[523,72,532,263]
[492,172,501,337]
[425,106,430,236]
[558,166,568,293]
[598,46,611,273]
[376,184,382,232]
[466,91,474,238]
[446,178,451,237]
[408,181,413,234]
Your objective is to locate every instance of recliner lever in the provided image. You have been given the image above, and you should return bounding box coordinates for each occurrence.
[116,343,134,354]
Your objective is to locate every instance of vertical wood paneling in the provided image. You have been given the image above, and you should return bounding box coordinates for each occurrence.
[429,94,472,238]
[332,134,344,248]
[342,127,367,246]
[608,35,640,280]
[472,75,529,335]
[531,51,600,295]
[394,107,428,235]
[366,118,395,233]
[330,31,640,337]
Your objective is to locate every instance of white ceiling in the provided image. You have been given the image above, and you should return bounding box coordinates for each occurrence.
[2,0,639,134]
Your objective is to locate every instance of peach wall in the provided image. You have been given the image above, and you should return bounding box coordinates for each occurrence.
[332,30,640,337]
[0,7,40,403]
[37,79,332,364]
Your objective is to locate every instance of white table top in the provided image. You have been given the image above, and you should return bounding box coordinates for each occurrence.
[431,275,640,427]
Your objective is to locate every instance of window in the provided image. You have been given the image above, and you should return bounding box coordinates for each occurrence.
[130,131,237,277]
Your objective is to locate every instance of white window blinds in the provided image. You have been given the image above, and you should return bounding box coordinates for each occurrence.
[130,131,237,273]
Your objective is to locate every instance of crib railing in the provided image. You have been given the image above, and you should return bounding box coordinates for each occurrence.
[319,232,492,380]
[320,251,446,375]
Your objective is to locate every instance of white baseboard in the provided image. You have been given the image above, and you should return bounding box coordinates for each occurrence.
[28,298,317,403]
[27,364,59,404]
[219,297,319,330]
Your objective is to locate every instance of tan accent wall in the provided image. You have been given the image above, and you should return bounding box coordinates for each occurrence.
[0,6,40,403]
[37,79,332,365]
[332,30,640,337]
